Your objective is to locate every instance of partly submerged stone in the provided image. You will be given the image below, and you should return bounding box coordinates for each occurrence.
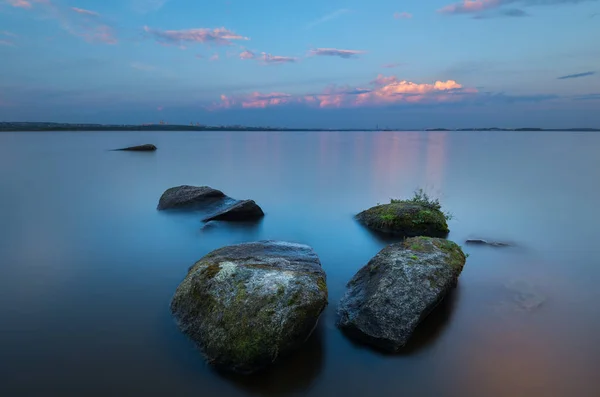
[115,144,157,151]
[170,241,328,374]
[466,239,511,247]
[337,236,466,352]
[157,185,226,210]
[202,199,264,222]
[356,202,449,237]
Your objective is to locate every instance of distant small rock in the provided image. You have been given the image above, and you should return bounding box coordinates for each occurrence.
[466,239,511,247]
[170,241,328,374]
[115,144,157,151]
[203,199,264,222]
[337,236,466,352]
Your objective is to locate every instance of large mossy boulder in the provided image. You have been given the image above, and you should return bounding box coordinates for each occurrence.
[157,185,226,210]
[170,241,328,374]
[356,201,449,237]
[337,237,466,352]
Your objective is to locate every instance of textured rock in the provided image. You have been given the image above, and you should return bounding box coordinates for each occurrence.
[115,144,156,151]
[170,241,328,374]
[202,200,264,222]
[337,237,466,352]
[157,185,226,210]
[356,202,449,237]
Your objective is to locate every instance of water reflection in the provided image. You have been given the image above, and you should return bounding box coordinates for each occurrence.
[218,322,325,396]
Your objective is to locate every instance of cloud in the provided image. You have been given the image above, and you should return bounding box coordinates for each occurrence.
[210,53,219,61]
[394,12,413,19]
[439,0,598,16]
[195,54,203,59]
[382,62,403,68]
[306,9,350,29]
[261,52,297,64]
[131,62,157,71]
[239,50,255,60]
[6,0,117,44]
[1,31,17,37]
[144,26,249,47]
[557,71,596,79]
[309,48,366,59]
[211,74,476,110]
[473,7,530,17]
[71,7,99,17]
[572,93,600,100]
[6,0,32,8]
[0,39,15,46]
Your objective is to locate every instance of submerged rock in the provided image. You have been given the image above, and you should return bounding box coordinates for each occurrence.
[202,199,264,222]
[356,202,449,237]
[157,185,226,210]
[115,144,157,151]
[170,241,328,374]
[337,236,466,352]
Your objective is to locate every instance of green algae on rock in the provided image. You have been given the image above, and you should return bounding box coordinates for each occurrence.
[170,241,328,374]
[356,190,451,237]
[337,237,466,352]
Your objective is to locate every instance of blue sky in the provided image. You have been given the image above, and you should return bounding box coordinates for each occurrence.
[0,0,599,128]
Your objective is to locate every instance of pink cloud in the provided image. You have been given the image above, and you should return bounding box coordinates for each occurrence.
[371,74,399,86]
[239,50,255,60]
[394,12,413,19]
[0,39,15,46]
[261,52,297,64]
[144,26,249,46]
[7,0,32,8]
[1,31,17,37]
[71,7,99,17]
[211,75,476,110]
[438,0,502,14]
[309,48,365,59]
[210,53,219,61]
[195,54,203,59]
[157,106,164,111]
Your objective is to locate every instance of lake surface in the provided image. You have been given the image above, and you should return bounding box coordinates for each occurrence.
[1,130,599,397]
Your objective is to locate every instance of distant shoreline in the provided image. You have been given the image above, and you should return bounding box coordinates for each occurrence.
[0,122,598,132]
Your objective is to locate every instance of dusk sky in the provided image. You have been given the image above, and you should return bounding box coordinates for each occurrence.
[1,0,599,128]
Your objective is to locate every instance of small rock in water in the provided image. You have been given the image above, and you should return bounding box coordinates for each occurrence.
[170,241,328,374]
[466,239,511,247]
[115,144,156,151]
[337,236,466,352]
[157,185,226,210]
[202,199,264,222]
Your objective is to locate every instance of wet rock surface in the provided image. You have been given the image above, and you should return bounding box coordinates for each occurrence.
[170,241,328,374]
[337,237,466,352]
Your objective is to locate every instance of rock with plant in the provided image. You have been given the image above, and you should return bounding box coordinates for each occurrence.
[356,189,452,237]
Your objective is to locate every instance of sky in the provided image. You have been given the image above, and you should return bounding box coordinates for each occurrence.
[0,0,599,128]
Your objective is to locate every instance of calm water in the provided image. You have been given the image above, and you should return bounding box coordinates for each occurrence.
[1,130,599,397]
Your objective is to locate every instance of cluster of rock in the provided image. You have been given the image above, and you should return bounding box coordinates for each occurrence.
[163,187,467,374]
[157,185,264,222]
